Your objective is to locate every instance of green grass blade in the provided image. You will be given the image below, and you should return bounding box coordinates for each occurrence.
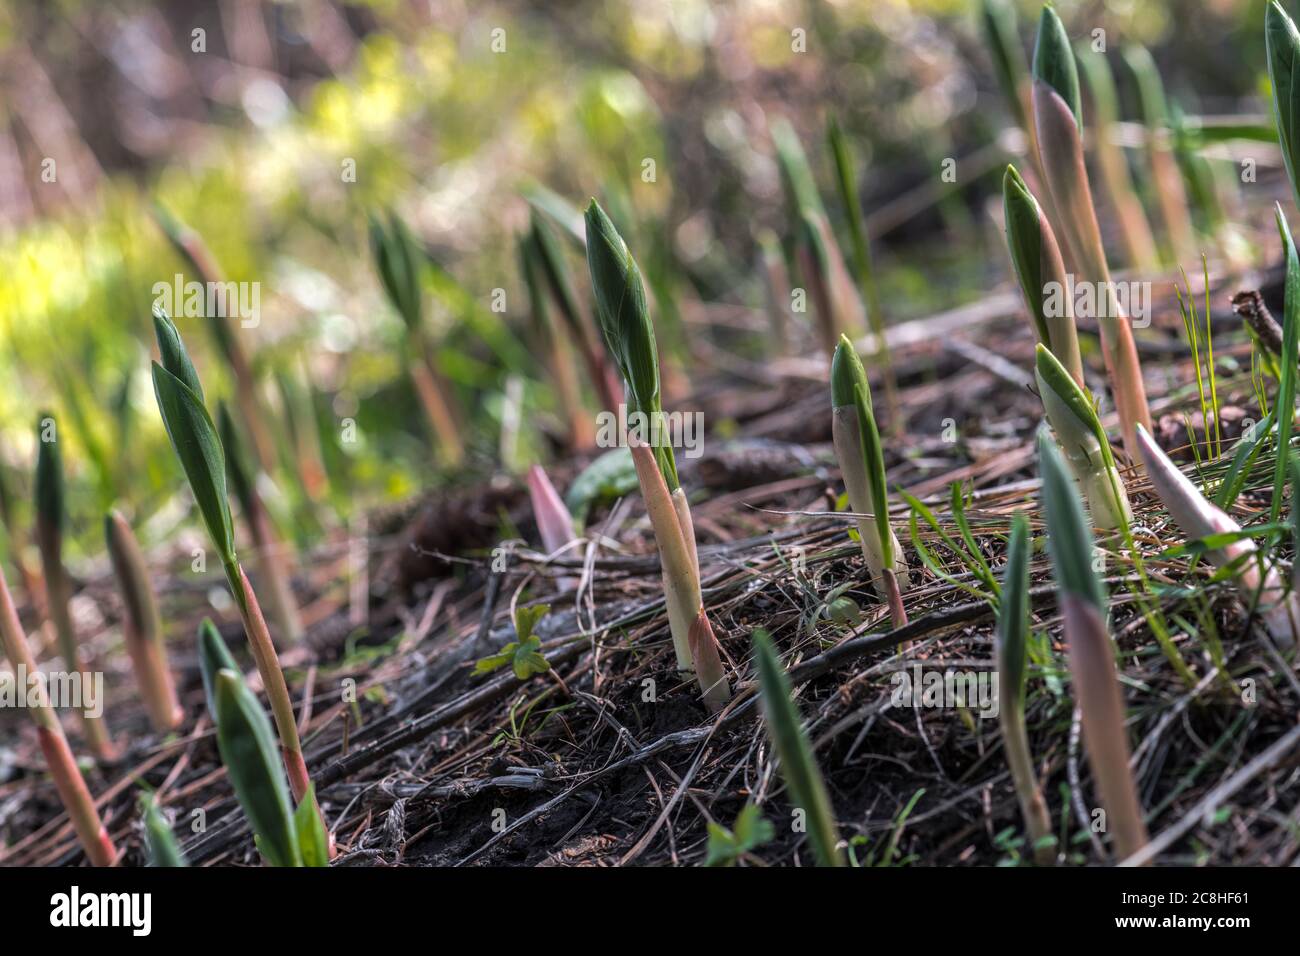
[751,629,843,866]
[140,793,188,867]
[1271,204,1300,527]
[1037,432,1105,613]
[214,669,300,867]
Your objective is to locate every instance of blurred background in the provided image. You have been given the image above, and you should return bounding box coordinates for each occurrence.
[0,0,1276,564]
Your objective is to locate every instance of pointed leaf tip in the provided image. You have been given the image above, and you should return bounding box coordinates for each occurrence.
[1033,4,1081,127]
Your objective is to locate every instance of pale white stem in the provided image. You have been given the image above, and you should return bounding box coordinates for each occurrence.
[1036,371,1132,530]
[629,444,700,672]
[831,406,907,590]
[1136,426,1297,648]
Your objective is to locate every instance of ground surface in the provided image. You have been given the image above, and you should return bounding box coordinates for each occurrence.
[2,236,1300,869]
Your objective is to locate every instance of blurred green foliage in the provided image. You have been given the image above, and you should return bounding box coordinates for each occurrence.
[0,0,1267,564]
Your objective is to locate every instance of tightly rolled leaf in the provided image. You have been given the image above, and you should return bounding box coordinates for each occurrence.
[369,210,423,333]
[520,236,589,448]
[830,336,908,594]
[1034,344,1131,529]
[198,617,239,721]
[1293,454,1300,597]
[526,209,621,411]
[526,465,577,558]
[105,510,182,731]
[151,310,237,569]
[798,210,865,354]
[369,209,465,464]
[1135,426,1298,648]
[980,0,1030,131]
[1003,165,1084,385]
[584,199,678,490]
[995,513,1054,865]
[293,784,330,868]
[1039,434,1148,861]
[827,118,886,342]
[35,414,115,760]
[771,117,827,221]
[151,314,315,814]
[1268,0,1300,209]
[1122,44,1196,263]
[213,669,300,867]
[1037,432,1106,614]
[152,206,277,474]
[1074,49,1159,270]
[1032,5,1081,129]
[218,403,302,646]
[1031,5,1151,458]
[140,794,188,867]
[751,629,843,866]
[0,565,116,865]
[1271,204,1300,527]
[629,444,730,708]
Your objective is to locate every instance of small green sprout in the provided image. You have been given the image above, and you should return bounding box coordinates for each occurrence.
[0,564,116,865]
[475,604,552,680]
[995,514,1054,865]
[105,509,182,732]
[751,629,843,866]
[704,801,775,867]
[1038,434,1148,860]
[1002,165,1084,385]
[369,208,465,465]
[1034,343,1131,529]
[140,793,188,867]
[1031,4,1151,458]
[35,412,115,760]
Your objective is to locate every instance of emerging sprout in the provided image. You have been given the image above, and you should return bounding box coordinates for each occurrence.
[1268,0,1300,210]
[1034,343,1131,530]
[1031,5,1152,458]
[751,629,843,867]
[35,413,115,760]
[140,793,188,867]
[797,209,865,356]
[772,118,864,354]
[830,335,908,626]
[218,403,303,646]
[519,234,591,449]
[527,464,577,558]
[1074,49,1159,271]
[151,309,322,837]
[980,0,1030,132]
[213,668,328,867]
[369,209,465,465]
[1038,434,1149,860]
[104,509,182,731]
[1271,204,1300,528]
[585,200,730,710]
[152,203,278,474]
[0,564,116,865]
[474,603,552,680]
[525,208,622,411]
[1003,165,1084,386]
[1122,44,1196,264]
[1135,426,1298,648]
[198,617,239,720]
[827,118,898,423]
[995,514,1054,865]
